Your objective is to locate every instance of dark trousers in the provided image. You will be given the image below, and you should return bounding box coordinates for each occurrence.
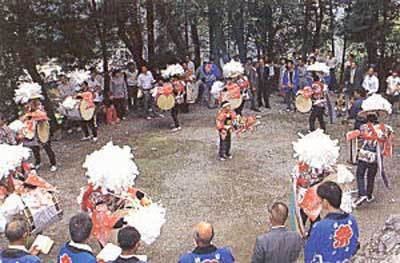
[309,106,326,131]
[81,118,97,138]
[284,91,295,110]
[30,143,56,166]
[235,100,246,116]
[171,105,180,128]
[257,80,271,108]
[127,85,138,110]
[113,98,126,119]
[356,160,377,197]
[219,131,231,157]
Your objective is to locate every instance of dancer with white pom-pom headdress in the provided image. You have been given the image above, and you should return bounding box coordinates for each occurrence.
[79,142,166,247]
[290,129,357,237]
[14,82,57,172]
[346,94,395,208]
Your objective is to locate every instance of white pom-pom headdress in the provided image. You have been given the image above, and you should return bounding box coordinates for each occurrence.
[358,94,392,118]
[293,129,340,170]
[61,96,80,110]
[82,142,139,193]
[161,64,185,79]
[223,60,244,78]
[14,82,43,104]
[68,70,91,90]
[211,81,225,96]
[0,144,31,180]
[8,120,25,133]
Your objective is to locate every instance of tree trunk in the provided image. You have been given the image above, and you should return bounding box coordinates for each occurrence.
[207,0,226,62]
[378,0,389,92]
[329,0,335,55]
[156,0,188,61]
[313,0,325,50]
[230,2,247,62]
[191,16,201,67]
[146,0,155,66]
[302,0,312,59]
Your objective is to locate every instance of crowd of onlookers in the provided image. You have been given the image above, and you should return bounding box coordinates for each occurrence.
[0,181,359,262]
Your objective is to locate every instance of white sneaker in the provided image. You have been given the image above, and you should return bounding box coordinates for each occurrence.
[171,127,182,132]
[67,129,73,134]
[226,154,233,160]
[35,164,41,170]
[146,116,152,120]
[353,196,367,208]
[158,114,165,118]
[50,165,57,172]
[122,117,126,120]
[92,137,98,142]
[367,195,375,203]
[80,136,91,141]
[219,157,226,161]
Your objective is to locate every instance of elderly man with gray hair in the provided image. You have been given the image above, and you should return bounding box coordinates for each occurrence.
[178,221,235,263]
[0,217,42,263]
[251,202,302,263]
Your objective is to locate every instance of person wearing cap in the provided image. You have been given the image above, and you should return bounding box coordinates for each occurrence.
[216,101,237,161]
[251,202,302,263]
[0,113,16,145]
[0,217,42,263]
[178,222,234,263]
[305,181,359,263]
[109,226,145,263]
[110,69,128,120]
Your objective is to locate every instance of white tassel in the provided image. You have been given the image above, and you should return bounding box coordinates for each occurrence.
[0,144,31,180]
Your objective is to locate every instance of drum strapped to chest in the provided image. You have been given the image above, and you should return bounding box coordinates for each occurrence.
[37,121,50,144]
[22,123,36,140]
[186,82,197,104]
[295,94,312,113]
[21,189,63,235]
[157,94,176,111]
[80,99,95,121]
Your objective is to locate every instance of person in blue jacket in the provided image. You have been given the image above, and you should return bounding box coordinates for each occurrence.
[58,213,97,263]
[282,60,299,111]
[305,181,359,263]
[348,88,367,130]
[0,217,42,263]
[178,222,235,263]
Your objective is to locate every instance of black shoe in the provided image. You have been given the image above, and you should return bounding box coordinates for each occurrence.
[251,108,261,112]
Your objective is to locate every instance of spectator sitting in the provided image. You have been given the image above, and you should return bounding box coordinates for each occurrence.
[178,222,235,263]
[0,217,42,263]
[58,213,96,263]
[109,226,145,263]
[251,202,302,263]
[305,181,359,263]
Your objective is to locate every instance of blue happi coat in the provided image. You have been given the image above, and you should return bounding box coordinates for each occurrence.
[178,245,234,263]
[304,212,359,263]
[57,242,97,263]
[0,249,42,263]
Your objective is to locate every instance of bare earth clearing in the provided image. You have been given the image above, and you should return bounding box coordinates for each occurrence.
[2,95,400,262]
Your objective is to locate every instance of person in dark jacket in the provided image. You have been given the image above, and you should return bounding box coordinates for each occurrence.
[348,88,367,130]
[0,217,42,263]
[251,202,302,263]
[109,226,145,263]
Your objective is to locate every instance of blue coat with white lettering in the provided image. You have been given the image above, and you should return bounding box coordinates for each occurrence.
[57,242,97,263]
[0,249,42,263]
[304,212,359,263]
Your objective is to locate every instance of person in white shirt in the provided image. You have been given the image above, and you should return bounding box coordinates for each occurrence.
[362,68,379,95]
[137,66,158,119]
[386,71,400,113]
[125,62,139,110]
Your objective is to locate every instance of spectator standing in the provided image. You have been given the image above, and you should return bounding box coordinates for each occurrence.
[362,68,379,95]
[109,226,145,263]
[0,218,42,263]
[386,71,400,113]
[58,74,75,100]
[58,213,97,263]
[251,202,302,263]
[178,222,235,263]
[326,51,338,92]
[110,69,128,120]
[125,62,139,111]
[137,66,157,120]
[282,60,299,111]
[0,113,16,145]
[305,182,359,263]
[244,58,260,112]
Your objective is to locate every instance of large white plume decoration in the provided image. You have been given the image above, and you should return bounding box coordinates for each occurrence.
[14,82,43,104]
[68,69,91,88]
[124,203,166,245]
[8,120,25,133]
[82,142,139,193]
[211,81,225,96]
[0,144,31,180]
[336,164,354,184]
[361,94,392,115]
[62,96,80,110]
[161,64,185,79]
[293,129,339,170]
[223,60,244,78]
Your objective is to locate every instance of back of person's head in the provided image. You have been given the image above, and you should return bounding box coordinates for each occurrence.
[194,222,214,246]
[5,217,29,243]
[317,181,342,209]
[355,88,366,98]
[118,226,141,251]
[69,213,93,243]
[269,202,289,225]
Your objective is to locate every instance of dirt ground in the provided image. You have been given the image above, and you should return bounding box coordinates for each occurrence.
[2,95,400,262]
